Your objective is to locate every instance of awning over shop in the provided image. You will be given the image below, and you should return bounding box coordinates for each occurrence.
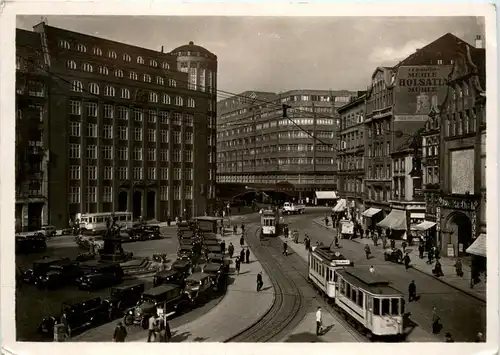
[362,208,382,218]
[377,209,406,230]
[332,199,347,212]
[315,191,337,199]
[466,233,486,257]
[411,213,426,219]
[413,220,437,231]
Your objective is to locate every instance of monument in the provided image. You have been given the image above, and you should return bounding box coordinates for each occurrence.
[99,215,133,262]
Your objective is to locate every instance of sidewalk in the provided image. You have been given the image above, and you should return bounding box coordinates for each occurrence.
[133,230,275,342]
[312,217,486,302]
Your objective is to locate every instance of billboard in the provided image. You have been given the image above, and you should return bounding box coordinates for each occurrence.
[450,149,475,195]
[393,65,452,120]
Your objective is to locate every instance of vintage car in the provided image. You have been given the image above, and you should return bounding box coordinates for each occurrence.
[105,283,146,320]
[202,263,228,292]
[177,244,195,260]
[202,233,219,241]
[170,259,193,276]
[128,223,161,241]
[35,261,83,290]
[22,257,72,284]
[206,253,231,271]
[76,261,124,290]
[15,235,47,254]
[123,284,190,328]
[38,297,110,338]
[153,269,185,288]
[75,233,105,251]
[177,222,192,233]
[202,239,220,247]
[184,272,213,305]
[40,225,57,238]
[179,238,194,246]
[204,245,222,255]
[384,248,404,264]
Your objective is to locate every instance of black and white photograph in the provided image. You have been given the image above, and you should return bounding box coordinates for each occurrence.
[0,2,498,353]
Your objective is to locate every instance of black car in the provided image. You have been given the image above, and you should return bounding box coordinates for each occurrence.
[171,259,193,277]
[38,297,110,338]
[76,261,124,290]
[384,248,404,264]
[179,238,194,246]
[203,233,219,241]
[35,261,83,290]
[129,223,161,241]
[153,269,185,288]
[202,263,228,292]
[15,235,47,254]
[22,257,72,284]
[177,245,194,260]
[105,283,146,319]
[202,239,220,247]
[204,245,222,255]
[207,253,230,272]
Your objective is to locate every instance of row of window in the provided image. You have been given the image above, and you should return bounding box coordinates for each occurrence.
[69,165,193,181]
[367,165,392,180]
[339,130,364,150]
[218,144,334,159]
[341,179,363,195]
[337,156,364,171]
[367,141,391,158]
[217,174,336,184]
[340,110,365,130]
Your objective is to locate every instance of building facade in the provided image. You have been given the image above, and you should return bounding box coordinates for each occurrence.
[15,29,50,231]
[216,90,357,202]
[17,22,218,228]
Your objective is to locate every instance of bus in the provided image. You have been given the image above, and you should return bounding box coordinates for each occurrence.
[76,212,133,233]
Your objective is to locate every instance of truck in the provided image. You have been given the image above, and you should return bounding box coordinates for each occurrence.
[282,202,305,215]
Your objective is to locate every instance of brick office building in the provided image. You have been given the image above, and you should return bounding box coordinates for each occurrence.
[18,22,218,228]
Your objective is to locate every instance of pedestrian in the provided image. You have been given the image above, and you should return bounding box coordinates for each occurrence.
[324,216,329,226]
[256,271,263,292]
[233,224,237,234]
[364,244,371,260]
[432,306,441,334]
[113,321,127,342]
[360,228,364,239]
[60,312,71,339]
[235,257,241,275]
[390,238,396,249]
[475,332,484,342]
[404,253,411,270]
[418,243,424,259]
[147,314,157,342]
[427,246,434,264]
[220,240,226,255]
[228,242,234,258]
[157,315,167,342]
[454,259,464,277]
[245,247,250,264]
[369,265,375,273]
[164,318,172,342]
[445,332,455,342]
[239,247,245,260]
[316,307,322,336]
[433,260,444,277]
[240,235,245,248]
[283,241,288,256]
[334,236,339,248]
[408,280,417,302]
[402,240,407,253]
[241,224,245,234]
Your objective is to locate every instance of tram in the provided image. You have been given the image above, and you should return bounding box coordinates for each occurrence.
[260,210,281,237]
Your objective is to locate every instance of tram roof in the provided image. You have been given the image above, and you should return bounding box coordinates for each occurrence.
[261,210,276,217]
[313,246,349,262]
[337,268,402,296]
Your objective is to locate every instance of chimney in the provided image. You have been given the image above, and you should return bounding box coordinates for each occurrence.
[161,46,164,53]
[475,35,483,49]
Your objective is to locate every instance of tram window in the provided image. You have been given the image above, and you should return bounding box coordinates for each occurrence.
[401,299,405,315]
[373,298,380,315]
[351,289,357,303]
[329,269,333,281]
[357,291,364,307]
[381,298,390,315]
[346,283,351,298]
[340,279,346,295]
[334,272,338,282]
[391,298,400,316]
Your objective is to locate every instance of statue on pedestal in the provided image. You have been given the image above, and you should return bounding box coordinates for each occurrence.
[99,214,132,262]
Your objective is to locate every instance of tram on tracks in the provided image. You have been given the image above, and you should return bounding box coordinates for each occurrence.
[308,246,405,338]
[260,210,283,238]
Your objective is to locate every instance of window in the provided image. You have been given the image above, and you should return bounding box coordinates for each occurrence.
[103,186,112,202]
[148,148,156,161]
[185,114,193,126]
[381,299,390,315]
[117,167,128,179]
[162,94,171,105]
[148,168,156,180]
[137,56,144,64]
[156,77,164,85]
[161,167,169,180]
[118,126,128,140]
[115,69,124,78]
[69,144,80,158]
[160,130,168,143]
[87,165,97,180]
[173,168,181,180]
[59,40,70,49]
[172,131,181,144]
[104,85,115,97]
[173,186,181,200]
[121,88,130,99]
[173,150,181,162]
[149,92,158,103]
[104,104,114,119]
[82,63,93,72]
[172,113,181,125]
[76,44,87,53]
[87,186,97,203]
[117,147,128,160]
[87,102,98,117]
[102,145,113,159]
[123,53,131,62]
[185,185,193,200]
[148,129,156,142]
[175,96,183,106]
[93,47,102,56]
[185,150,193,162]
[69,186,80,203]
[86,145,97,159]
[71,80,83,92]
[67,60,77,70]
[160,149,169,161]
[69,166,80,180]
[133,167,143,180]
[162,62,170,70]
[89,83,99,95]
[133,147,143,161]
[391,298,399,316]
[187,97,195,108]
[373,298,380,316]
[134,128,143,141]
[150,59,158,67]
[98,66,108,75]
[87,123,97,137]
[143,74,152,83]
[168,79,176,87]
[69,100,81,115]
[129,72,138,80]
[133,109,143,122]
[108,50,117,59]
[160,186,169,201]
[185,168,193,180]
[185,132,193,144]
[159,111,169,124]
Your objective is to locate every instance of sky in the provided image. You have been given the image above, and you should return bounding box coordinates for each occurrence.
[17,16,485,97]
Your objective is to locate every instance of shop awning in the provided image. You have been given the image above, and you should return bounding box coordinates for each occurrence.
[377,209,406,230]
[411,212,426,219]
[362,207,382,218]
[332,199,347,212]
[413,220,437,231]
[315,191,337,199]
[466,233,486,257]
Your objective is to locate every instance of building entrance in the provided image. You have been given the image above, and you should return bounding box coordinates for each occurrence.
[118,191,128,212]
[447,212,473,257]
[133,190,142,219]
[147,190,156,220]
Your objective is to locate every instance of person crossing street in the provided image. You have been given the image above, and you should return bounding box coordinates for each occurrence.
[408,280,417,302]
[256,271,263,292]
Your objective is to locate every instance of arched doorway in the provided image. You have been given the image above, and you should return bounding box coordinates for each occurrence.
[447,212,473,257]
[147,191,156,220]
[118,191,128,212]
[133,190,142,219]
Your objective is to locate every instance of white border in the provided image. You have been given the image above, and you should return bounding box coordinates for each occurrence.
[1,3,498,355]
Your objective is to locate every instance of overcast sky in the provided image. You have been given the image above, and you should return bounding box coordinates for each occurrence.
[17,16,484,97]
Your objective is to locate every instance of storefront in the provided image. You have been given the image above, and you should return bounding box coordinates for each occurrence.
[332,198,347,219]
[465,233,487,287]
[412,220,437,248]
[377,209,406,238]
[314,191,337,206]
[362,207,382,231]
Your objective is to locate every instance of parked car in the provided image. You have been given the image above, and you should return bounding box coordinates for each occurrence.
[128,223,161,241]
[179,238,194,246]
[75,233,104,251]
[76,261,124,290]
[202,233,219,241]
[35,261,83,290]
[202,239,220,247]
[22,257,72,284]
[282,202,305,214]
[384,248,404,264]
[177,245,194,260]
[170,259,193,277]
[15,235,47,254]
[40,225,57,238]
[204,245,222,255]
[38,297,110,338]
[105,283,146,320]
[123,284,190,328]
[206,253,231,272]
[153,269,185,288]
[184,272,213,305]
[202,263,228,292]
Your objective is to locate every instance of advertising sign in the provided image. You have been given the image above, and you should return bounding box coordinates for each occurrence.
[394,65,452,119]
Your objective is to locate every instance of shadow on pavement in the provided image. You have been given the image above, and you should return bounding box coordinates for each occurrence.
[193,336,208,342]
[261,286,273,291]
[171,330,192,342]
[284,332,325,343]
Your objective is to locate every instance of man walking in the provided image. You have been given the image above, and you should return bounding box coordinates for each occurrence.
[364,244,371,260]
[316,307,323,336]
[256,272,263,292]
[228,242,235,258]
[404,253,411,270]
[113,321,127,342]
[245,247,250,264]
[147,314,157,342]
[235,257,241,275]
[408,280,417,302]
[432,306,441,334]
[220,240,226,255]
[240,235,245,248]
